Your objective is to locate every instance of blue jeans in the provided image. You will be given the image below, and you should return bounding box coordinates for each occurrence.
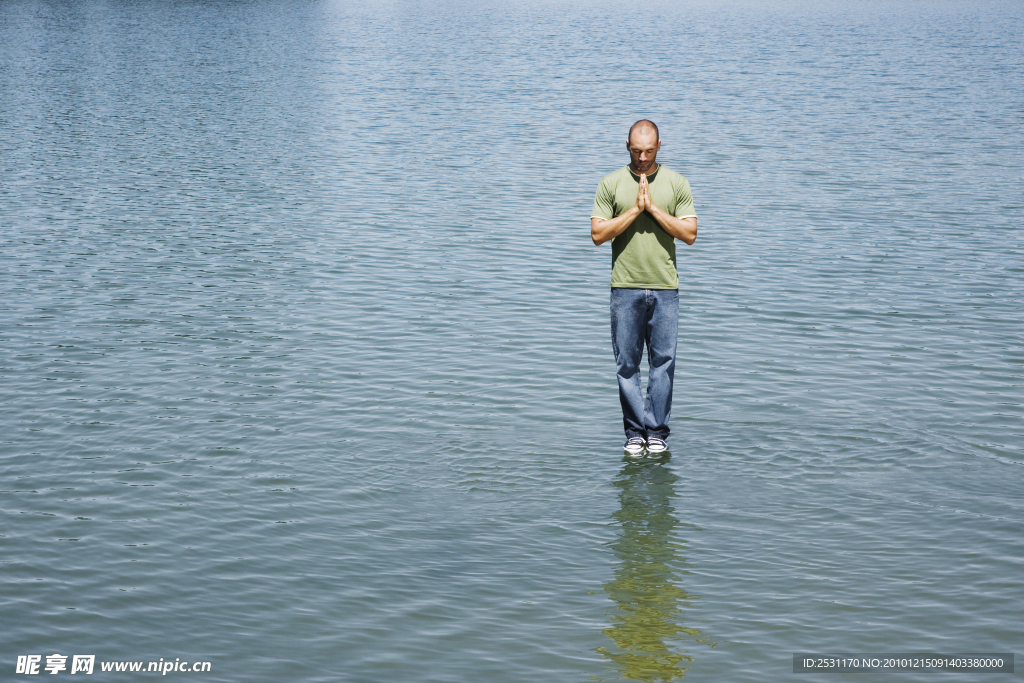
[610,288,679,439]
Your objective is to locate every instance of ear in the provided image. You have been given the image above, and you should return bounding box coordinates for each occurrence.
[656,139,662,151]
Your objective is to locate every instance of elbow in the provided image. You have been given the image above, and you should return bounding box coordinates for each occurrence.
[683,223,697,245]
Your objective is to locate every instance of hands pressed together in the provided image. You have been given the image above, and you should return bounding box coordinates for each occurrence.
[634,173,653,212]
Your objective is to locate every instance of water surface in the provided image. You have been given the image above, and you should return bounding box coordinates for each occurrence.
[2,0,1021,680]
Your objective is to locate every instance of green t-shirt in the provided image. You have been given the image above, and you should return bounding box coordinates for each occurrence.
[591,165,696,289]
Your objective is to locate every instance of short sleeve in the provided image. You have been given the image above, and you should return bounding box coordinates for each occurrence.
[674,177,696,218]
[591,177,615,220]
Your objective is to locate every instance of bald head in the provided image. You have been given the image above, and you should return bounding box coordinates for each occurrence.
[628,119,660,145]
[626,120,661,175]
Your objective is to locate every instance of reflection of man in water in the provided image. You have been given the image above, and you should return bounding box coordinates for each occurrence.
[597,458,707,682]
[592,120,697,456]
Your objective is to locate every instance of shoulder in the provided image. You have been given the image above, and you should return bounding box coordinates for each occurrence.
[655,165,689,187]
[598,165,631,188]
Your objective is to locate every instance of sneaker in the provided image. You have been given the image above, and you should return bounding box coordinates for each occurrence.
[646,436,668,453]
[623,436,646,455]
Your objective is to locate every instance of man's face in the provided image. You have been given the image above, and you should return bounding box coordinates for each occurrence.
[627,129,661,174]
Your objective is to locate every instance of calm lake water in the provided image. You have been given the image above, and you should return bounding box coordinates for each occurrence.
[2,0,1022,680]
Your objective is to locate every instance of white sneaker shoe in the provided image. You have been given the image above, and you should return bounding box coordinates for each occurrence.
[623,436,646,455]
[646,436,668,453]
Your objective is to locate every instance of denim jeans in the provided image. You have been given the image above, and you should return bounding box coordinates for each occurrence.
[610,288,679,439]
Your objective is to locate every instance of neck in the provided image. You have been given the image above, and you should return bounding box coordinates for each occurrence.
[630,162,658,176]
[630,162,658,175]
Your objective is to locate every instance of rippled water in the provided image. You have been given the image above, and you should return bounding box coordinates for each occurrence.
[2,0,1022,680]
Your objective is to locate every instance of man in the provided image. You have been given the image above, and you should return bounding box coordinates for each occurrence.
[591,120,698,455]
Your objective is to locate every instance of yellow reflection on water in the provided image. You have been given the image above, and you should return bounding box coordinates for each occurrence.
[596,456,710,682]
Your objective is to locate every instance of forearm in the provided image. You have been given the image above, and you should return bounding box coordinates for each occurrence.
[591,207,642,245]
[647,205,697,245]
